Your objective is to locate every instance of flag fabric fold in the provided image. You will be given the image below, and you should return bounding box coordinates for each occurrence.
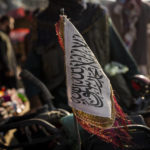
[55,15,131,147]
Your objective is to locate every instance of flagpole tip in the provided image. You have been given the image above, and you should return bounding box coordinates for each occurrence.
[60,8,65,16]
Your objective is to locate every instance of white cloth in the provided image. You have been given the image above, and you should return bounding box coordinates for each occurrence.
[64,17,112,118]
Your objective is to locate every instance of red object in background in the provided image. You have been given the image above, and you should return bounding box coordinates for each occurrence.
[10,28,30,42]
[8,8,25,19]
[131,74,150,95]
[131,80,141,91]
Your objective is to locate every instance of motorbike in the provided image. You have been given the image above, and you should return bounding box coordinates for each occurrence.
[0,70,150,150]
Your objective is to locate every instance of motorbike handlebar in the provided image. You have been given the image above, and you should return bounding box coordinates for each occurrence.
[20,69,55,110]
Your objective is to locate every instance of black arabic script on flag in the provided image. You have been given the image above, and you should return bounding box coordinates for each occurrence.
[70,34,104,108]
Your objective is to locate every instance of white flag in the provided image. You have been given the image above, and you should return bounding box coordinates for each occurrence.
[64,17,112,118]
[56,16,130,146]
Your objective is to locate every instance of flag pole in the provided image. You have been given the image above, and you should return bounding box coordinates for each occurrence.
[73,114,82,150]
[57,10,81,150]
[60,8,65,16]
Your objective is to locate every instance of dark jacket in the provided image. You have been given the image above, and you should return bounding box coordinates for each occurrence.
[24,3,139,109]
[0,31,17,88]
[0,31,16,73]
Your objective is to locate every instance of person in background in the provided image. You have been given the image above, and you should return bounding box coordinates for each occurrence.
[0,15,17,88]
[23,0,141,112]
[10,9,37,66]
[107,0,150,75]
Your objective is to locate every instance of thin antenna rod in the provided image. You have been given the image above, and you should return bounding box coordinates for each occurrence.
[74,115,81,150]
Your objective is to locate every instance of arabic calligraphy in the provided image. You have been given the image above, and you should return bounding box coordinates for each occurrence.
[70,34,104,107]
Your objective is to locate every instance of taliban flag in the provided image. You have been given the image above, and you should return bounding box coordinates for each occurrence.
[55,15,131,147]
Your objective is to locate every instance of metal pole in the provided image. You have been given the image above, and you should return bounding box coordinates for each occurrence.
[73,114,82,150]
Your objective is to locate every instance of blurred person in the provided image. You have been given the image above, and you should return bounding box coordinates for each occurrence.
[108,0,150,75]
[0,15,17,88]
[11,9,37,65]
[23,0,141,112]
